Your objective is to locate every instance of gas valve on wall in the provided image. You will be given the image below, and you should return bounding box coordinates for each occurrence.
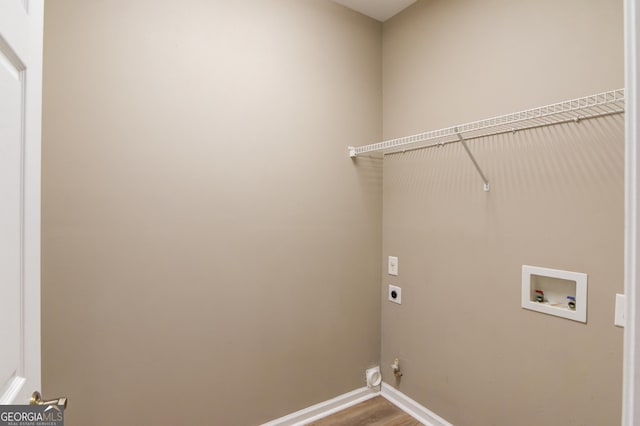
[391,358,402,378]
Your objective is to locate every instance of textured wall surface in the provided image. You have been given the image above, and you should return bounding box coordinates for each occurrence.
[41,0,626,424]
[381,1,624,425]
[42,1,382,425]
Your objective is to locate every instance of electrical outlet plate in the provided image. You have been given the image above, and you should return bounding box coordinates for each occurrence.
[388,256,398,276]
[388,285,402,304]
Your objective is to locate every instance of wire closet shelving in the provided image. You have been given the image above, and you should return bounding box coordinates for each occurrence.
[348,89,626,191]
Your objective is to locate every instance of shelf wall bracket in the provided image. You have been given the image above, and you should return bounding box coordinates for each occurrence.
[456,130,490,192]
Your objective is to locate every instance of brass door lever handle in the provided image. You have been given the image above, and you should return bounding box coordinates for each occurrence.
[30,391,67,410]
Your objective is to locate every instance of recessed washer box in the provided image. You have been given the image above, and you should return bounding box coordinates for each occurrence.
[521,265,587,323]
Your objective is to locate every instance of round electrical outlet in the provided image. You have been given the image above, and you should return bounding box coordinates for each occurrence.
[388,285,402,304]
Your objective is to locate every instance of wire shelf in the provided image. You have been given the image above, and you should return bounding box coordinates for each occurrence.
[348,89,625,158]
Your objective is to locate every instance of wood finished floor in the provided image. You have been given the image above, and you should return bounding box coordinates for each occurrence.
[307,396,422,426]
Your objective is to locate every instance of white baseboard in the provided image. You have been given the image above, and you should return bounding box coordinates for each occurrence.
[260,386,380,426]
[381,382,454,426]
[261,381,453,426]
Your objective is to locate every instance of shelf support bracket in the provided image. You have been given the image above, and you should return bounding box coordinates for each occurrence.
[456,130,490,192]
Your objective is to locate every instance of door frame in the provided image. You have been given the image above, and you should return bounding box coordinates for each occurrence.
[624,0,640,424]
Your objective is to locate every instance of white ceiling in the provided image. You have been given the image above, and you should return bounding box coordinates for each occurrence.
[331,0,417,22]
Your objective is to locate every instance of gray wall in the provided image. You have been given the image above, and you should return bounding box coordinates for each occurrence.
[41,1,382,425]
[381,1,624,425]
[42,0,626,425]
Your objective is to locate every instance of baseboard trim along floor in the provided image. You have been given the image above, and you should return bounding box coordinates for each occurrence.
[380,382,453,426]
[261,382,454,426]
[260,386,380,426]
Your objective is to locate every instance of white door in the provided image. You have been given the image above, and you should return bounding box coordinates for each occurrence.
[0,0,43,405]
